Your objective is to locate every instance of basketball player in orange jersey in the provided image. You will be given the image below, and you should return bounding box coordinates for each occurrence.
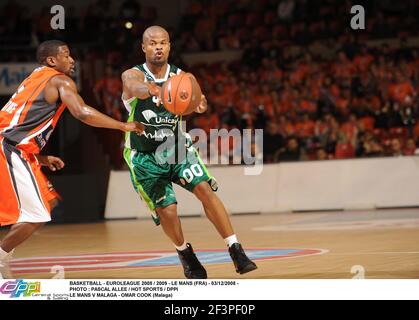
[0,40,144,278]
[121,26,257,279]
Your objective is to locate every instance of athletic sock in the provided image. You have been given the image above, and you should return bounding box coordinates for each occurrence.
[224,234,239,247]
[174,241,188,251]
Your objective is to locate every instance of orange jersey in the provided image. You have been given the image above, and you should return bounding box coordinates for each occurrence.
[0,66,66,154]
[0,137,59,226]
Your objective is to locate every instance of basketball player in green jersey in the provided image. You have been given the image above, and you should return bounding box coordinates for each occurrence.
[121,26,257,279]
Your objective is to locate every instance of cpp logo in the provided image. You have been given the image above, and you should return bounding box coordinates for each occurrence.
[0,280,41,298]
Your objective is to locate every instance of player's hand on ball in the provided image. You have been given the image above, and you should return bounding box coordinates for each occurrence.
[195,94,207,114]
[36,155,65,171]
[124,121,145,135]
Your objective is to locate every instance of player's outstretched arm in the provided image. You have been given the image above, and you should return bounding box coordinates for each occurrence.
[53,75,144,133]
[121,69,161,102]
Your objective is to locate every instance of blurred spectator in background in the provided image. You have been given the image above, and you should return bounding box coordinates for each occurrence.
[403,138,419,155]
[263,122,284,163]
[242,39,264,68]
[94,65,123,121]
[119,0,141,21]
[335,134,355,159]
[390,138,403,157]
[277,0,296,22]
[93,65,125,169]
[362,136,385,158]
[316,148,330,161]
[275,137,302,162]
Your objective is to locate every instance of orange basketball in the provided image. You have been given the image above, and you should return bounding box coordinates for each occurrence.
[161,73,202,115]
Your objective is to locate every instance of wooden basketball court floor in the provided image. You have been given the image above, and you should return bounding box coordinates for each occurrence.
[1,208,419,279]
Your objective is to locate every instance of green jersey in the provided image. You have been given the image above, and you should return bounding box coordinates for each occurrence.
[122,64,217,226]
[123,63,182,152]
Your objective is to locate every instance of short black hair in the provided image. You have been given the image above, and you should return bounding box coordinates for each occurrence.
[36,40,68,65]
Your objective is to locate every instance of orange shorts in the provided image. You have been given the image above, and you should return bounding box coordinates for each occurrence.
[0,137,59,227]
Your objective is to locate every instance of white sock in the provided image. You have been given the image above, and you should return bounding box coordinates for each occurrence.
[224,235,239,247]
[174,241,188,251]
[0,247,10,261]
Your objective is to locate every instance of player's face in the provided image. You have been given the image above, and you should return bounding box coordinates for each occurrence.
[142,33,170,66]
[54,46,75,76]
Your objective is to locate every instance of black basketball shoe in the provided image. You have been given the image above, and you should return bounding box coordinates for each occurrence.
[177,243,207,279]
[229,243,257,274]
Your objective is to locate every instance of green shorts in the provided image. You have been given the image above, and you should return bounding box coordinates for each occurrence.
[124,145,217,225]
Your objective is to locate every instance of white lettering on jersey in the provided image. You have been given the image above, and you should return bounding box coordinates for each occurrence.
[1,85,25,113]
[2,101,18,113]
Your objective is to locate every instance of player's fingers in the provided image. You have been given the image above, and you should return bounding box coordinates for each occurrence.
[133,122,144,135]
[56,161,65,170]
[54,158,64,168]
